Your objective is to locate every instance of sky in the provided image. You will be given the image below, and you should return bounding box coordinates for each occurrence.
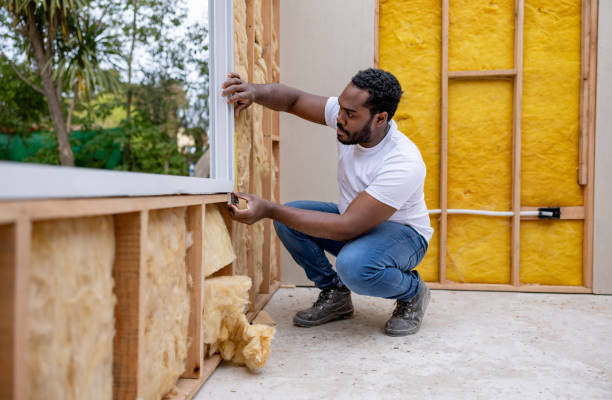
[187,0,209,24]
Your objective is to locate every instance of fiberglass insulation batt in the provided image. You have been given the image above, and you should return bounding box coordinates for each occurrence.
[28,217,115,400]
[203,276,275,370]
[234,0,270,291]
[380,0,584,285]
[142,208,190,400]
[204,204,236,277]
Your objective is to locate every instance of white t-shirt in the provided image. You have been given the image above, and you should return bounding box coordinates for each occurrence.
[324,97,433,242]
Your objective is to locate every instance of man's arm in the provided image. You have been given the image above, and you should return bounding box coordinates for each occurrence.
[229,191,397,242]
[222,72,328,124]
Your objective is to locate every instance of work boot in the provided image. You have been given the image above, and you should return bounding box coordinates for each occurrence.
[384,281,431,337]
[293,285,353,327]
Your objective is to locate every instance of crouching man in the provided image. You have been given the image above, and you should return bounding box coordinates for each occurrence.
[223,68,433,336]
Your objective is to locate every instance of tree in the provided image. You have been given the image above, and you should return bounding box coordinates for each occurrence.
[0,0,120,165]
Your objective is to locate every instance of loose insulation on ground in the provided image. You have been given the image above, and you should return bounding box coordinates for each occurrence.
[203,276,275,370]
[379,0,584,285]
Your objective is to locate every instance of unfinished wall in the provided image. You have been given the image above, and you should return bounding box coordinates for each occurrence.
[233,0,251,278]
[380,0,586,286]
[142,208,190,400]
[233,0,275,292]
[28,217,115,400]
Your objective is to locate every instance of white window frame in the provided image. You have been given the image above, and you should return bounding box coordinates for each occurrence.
[0,0,234,200]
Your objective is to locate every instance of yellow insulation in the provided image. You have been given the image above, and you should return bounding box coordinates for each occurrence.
[203,276,275,370]
[522,0,583,206]
[379,0,441,281]
[233,0,271,290]
[449,0,514,71]
[380,0,584,286]
[447,215,511,283]
[446,81,513,283]
[251,0,269,293]
[416,217,439,282]
[520,220,583,285]
[28,217,115,400]
[233,0,250,277]
[142,208,190,400]
[204,204,236,277]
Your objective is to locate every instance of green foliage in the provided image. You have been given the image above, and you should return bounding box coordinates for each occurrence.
[0,0,209,174]
[119,119,189,175]
[0,55,49,132]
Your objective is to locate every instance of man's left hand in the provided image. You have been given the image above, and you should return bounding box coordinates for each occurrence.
[228,192,269,225]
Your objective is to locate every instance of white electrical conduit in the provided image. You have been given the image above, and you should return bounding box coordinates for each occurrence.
[428,209,553,217]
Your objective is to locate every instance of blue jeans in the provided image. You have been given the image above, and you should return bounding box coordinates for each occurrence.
[273,201,428,301]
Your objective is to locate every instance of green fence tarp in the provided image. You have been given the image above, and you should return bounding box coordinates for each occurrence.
[0,128,123,169]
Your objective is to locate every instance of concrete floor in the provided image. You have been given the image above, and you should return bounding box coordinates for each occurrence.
[195,288,612,400]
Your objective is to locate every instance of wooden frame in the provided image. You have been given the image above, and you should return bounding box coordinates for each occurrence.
[1,193,280,400]
[434,0,597,293]
[376,0,597,293]
[2,1,283,398]
[241,0,283,313]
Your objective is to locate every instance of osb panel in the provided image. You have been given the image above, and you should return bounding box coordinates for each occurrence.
[29,217,115,400]
[522,0,583,206]
[142,208,190,400]
[379,0,441,209]
[449,0,515,71]
[520,220,583,285]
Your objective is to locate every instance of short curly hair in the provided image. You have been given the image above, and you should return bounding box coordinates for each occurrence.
[351,68,403,120]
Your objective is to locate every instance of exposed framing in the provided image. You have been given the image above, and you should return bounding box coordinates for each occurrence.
[0,194,280,399]
[1,1,284,397]
[242,0,282,312]
[376,0,597,293]
[436,0,597,293]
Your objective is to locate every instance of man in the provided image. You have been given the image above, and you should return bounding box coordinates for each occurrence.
[222,68,433,337]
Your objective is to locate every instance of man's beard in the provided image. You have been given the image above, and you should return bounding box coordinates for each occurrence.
[336,114,374,145]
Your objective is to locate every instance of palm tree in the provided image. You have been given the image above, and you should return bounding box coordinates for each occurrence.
[1,0,119,166]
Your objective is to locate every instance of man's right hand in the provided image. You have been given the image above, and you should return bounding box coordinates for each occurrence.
[221,72,328,124]
[222,72,255,117]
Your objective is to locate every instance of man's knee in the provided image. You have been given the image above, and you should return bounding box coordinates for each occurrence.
[336,249,379,293]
